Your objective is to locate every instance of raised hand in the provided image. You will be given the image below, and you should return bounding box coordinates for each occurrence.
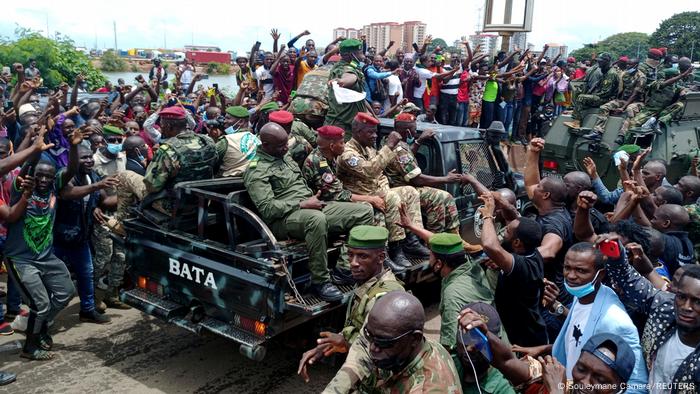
[270,28,280,41]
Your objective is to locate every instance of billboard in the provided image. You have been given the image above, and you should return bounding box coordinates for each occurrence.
[483,0,534,32]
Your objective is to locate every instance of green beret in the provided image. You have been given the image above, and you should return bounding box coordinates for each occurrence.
[347,225,389,249]
[225,106,249,118]
[103,125,125,136]
[661,67,680,79]
[339,39,363,53]
[429,233,464,255]
[259,101,280,113]
[617,144,641,154]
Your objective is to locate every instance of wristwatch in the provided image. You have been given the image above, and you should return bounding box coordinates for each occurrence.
[551,302,565,316]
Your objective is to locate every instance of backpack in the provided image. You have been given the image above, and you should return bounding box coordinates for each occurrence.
[372,77,388,102]
[288,65,331,116]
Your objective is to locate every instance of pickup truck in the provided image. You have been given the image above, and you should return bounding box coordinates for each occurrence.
[120,119,529,361]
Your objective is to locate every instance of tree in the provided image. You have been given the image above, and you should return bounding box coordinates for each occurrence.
[570,32,650,61]
[650,12,700,61]
[427,38,449,53]
[0,27,106,89]
[99,50,127,72]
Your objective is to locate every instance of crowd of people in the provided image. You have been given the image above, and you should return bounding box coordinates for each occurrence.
[0,28,699,393]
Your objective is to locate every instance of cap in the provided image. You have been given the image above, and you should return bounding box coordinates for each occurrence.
[617,144,641,155]
[18,103,37,117]
[395,113,416,123]
[567,56,576,63]
[354,112,379,126]
[618,56,629,63]
[400,102,421,114]
[429,233,464,255]
[268,110,293,125]
[259,101,279,113]
[103,124,125,136]
[225,106,250,118]
[596,52,612,62]
[159,106,187,119]
[317,125,344,139]
[339,39,363,54]
[347,225,389,249]
[459,302,502,336]
[648,48,663,60]
[539,58,547,64]
[581,333,636,382]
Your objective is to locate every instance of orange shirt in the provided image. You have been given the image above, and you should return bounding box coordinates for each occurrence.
[295,60,316,88]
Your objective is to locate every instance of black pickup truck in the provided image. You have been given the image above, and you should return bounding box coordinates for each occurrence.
[120,120,528,361]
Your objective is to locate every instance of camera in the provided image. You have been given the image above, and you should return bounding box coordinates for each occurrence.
[205,115,226,129]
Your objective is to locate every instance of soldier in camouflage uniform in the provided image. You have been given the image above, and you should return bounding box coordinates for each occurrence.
[329,291,461,393]
[387,113,461,233]
[298,225,404,390]
[289,63,332,130]
[325,39,368,139]
[337,112,431,269]
[565,53,619,129]
[262,110,313,169]
[244,122,374,302]
[590,58,647,137]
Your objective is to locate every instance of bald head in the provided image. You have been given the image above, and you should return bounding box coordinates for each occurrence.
[563,171,591,201]
[653,204,690,231]
[124,135,145,151]
[541,177,568,206]
[676,175,700,204]
[496,188,517,206]
[259,122,289,158]
[367,291,425,336]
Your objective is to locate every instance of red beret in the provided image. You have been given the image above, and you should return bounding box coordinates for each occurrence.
[354,112,379,126]
[317,125,344,139]
[648,48,663,59]
[659,47,667,55]
[567,56,576,63]
[160,106,187,119]
[395,113,416,123]
[268,110,294,125]
[618,56,629,63]
[328,55,341,62]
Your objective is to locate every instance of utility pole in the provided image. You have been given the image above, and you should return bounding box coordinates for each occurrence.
[636,41,640,59]
[164,31,167,49]
[113,21,118,50]
[45,13,50,38]
[691,41,695,63]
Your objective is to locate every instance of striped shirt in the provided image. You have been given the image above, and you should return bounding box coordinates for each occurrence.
[440,65,461,95]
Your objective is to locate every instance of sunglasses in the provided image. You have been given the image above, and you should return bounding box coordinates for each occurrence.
[105,137,122,143]
[363,326,418,349]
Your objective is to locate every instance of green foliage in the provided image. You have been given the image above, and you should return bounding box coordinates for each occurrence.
[130,63,139,72]
[100,50,127,72]
[444,46,463,57]
[650,12,700,61]
[0,27,106,89]
[206,62,231,74]
[570,32,650,61]
[427,38,449,53]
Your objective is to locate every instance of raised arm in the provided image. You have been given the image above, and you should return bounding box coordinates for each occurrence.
[270,46,287,75]
[0,175,34,223]
[574,191,598,243]
[525,138,544,199]
[479,194,514,273]
[287,30,310,50]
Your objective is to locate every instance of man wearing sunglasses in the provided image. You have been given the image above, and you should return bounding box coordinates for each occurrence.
[299,225,404,389]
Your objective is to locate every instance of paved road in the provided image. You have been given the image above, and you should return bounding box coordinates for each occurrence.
[0,278,441,393]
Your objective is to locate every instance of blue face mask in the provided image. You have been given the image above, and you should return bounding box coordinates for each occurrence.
[564,270,602,299]
[224,126,237,135]
[406,136,415,145]
[136,153,145,162]
[106,143,123,154]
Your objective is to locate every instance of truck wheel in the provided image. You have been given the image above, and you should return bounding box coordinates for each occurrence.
[239,343,267,361]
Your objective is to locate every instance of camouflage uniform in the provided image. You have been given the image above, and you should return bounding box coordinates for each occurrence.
[369,338,462,393]
[685,203,700,262]
[620,78,683,134]
[593,67,647,133]
[292,119,318,147]
[385,141,459,233]
[289,64,332,118]
[572,67,619,121]
[244,150,373,283]
[323,270,405,393]
[337,138,423,242]
[288,127,314,170]
[325,60,367,139]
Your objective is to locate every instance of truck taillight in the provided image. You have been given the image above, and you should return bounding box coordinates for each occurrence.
[234,314,267,337]
[138,276,164,296]
[543,160,558,171]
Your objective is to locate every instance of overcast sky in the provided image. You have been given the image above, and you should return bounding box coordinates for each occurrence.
[1,0,696,54]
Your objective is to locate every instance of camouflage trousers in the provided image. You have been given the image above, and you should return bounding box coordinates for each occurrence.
[418,187,459,233]
[115,171,148,221]
[323,333,374,393]
[383,186,423,242]
[92,223,126,289]
[572,94,604,121]
[621,103,684,135]
[593,100,642,133]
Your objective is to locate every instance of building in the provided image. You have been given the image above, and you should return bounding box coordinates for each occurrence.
[469,33,499,57]
[333,28,360,40]
[510,32,527,52]
[543,43,568,60]
[332,20,427,56]
[402,21,427,52]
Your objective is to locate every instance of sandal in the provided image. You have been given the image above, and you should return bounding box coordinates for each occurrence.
[20,349,54,361]
[38,333,53,351]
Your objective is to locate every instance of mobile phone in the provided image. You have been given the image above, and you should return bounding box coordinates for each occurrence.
[201,74,209,80]
[135,74,145,83]
[119,103,130,112]
[213,83,219,90]
[598,240,621,259]
[36,87,49,94]
[3,100,12,110]
[459,328,493,362]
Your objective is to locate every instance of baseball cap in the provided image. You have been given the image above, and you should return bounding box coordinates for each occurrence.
[581,333,636,382]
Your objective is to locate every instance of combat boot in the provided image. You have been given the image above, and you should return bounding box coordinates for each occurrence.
[309,282,344,303]
[104,287,131,310]
[388,241,412,268]
[383,257,407,274]
[330,267,356,286]
[402,233,431,259]
[94,288,107,314]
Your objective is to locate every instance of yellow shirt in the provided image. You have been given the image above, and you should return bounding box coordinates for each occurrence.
[295,60,317,88]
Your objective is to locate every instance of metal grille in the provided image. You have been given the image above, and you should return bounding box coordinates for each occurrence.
[285,284,355,310]
[459,142,496,193]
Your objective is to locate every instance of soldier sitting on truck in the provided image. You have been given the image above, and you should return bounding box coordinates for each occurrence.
[216,106,259,177]
[243,122,374,302]
[297,225,404,390]
[113,106,219,230]
[564,53,619,130]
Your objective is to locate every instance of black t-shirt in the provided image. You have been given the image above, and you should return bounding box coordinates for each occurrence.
[569,207,610,239]
[660,231,694,276]
[126,158,146,176]
[537,207,574,305]
[495,250,549,347]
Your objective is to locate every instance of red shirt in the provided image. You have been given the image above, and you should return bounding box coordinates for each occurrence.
[457,71,471,103]
[573,68,586,80]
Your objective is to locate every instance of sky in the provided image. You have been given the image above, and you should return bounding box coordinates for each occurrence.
[1,0,697,54]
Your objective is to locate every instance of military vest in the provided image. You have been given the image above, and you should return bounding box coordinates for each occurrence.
[647,83,677,111]
[220,132,259,177]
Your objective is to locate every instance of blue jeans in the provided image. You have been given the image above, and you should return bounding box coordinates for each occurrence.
[500,100,515,134]
[438,93,458,125]
[480,101,497,129]
[512,99,523,136]
[456,102,469,127]
[53,242,95,312]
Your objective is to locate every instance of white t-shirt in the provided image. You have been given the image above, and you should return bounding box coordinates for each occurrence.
[383,74,403,111]
[255,66,274,99]
[565,302,593,378]
[413,67,436,99]
[180,65,194,85]
[650,330,695,393]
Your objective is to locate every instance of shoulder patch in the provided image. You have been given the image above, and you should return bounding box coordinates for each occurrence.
[322,172,335,184]
[249,158,258,168]
[347,156,359,167]
[319,159,328,168]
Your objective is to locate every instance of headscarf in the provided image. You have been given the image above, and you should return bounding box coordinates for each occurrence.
[48,114,70,168]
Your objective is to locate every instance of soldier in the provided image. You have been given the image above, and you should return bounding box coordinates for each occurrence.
[564,53,619,129]
[325,39,367,138]
[217,106,259,177]
[352,291,462,393]
[387,113,461,233]
[618,67,693,143]
[266,110,313,169]
[298,225,404,388]
[337,112,430,269]
[243,122,373,301]
[91,124,130,311]
[114,106,219,226]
